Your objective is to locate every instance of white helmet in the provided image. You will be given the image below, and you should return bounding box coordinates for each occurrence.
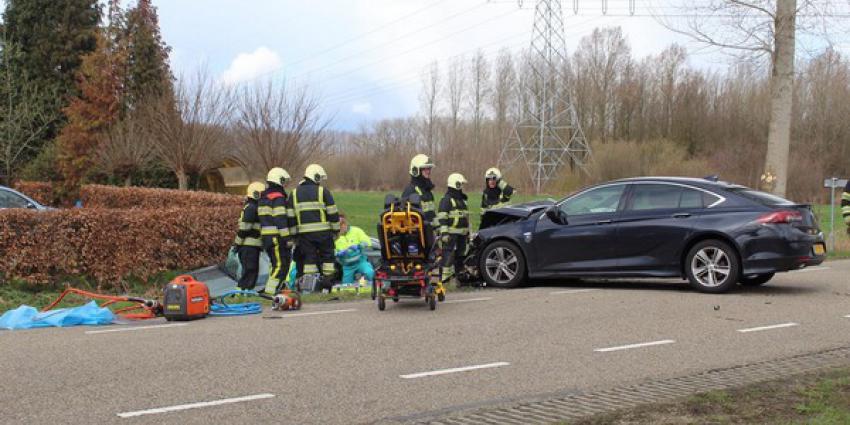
[246,181,266,200]
[266,168,290,186]
[447,173,468,190]
[305,164,328,183]
[485,167,502,181]
[409,154,435,177]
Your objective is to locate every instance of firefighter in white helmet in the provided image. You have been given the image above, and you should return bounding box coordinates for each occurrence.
[233,181,266,290]
[259,168,292,295]
[480,167,515,222]
[287,164,340,292]
[402,154,437,232]
[437,173,470,286]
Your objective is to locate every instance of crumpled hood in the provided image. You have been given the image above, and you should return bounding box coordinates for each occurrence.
[479,199,555,229]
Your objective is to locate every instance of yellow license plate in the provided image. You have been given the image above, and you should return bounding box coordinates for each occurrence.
[813,243,825,255]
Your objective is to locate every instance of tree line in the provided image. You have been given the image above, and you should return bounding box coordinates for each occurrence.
[331,26,850,202]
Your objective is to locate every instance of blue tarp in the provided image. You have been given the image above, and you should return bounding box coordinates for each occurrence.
[0,301,115,330]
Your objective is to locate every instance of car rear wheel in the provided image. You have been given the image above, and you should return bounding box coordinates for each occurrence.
[479,241,526,288]
[739,273,774,287]
[685,240,740,293]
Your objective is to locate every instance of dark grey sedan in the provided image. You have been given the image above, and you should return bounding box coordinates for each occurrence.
[0,185,50,211]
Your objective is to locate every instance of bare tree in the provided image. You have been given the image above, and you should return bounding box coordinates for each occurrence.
[419,61,441,157]
[468,49,491,146]
[232,80,330,180]
[445,56,466,133]
[491,48,517,152]
[145,69,233,190]
[653,0,847,196]
[96,113,154,186]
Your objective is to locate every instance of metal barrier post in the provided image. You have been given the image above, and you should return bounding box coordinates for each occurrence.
[830,178,836,253]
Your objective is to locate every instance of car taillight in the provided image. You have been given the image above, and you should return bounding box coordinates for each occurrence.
[756,210,802,224]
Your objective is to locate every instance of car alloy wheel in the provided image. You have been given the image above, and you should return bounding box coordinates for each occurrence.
[691,247,732,287]
[485,246,519,285]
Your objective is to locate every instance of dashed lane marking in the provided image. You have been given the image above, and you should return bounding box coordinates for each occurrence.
[117,393,275,418]
[594,339,676,353]
[737,322,799,333]
[401,362,511,379]
[85,323,188,335]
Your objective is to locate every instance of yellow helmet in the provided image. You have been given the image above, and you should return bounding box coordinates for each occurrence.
[246,181,266,200]
[266,167,290,186]
[485,167,502,181]
[447,173,467,190]
[305,164,327,183]
[409,154,434,177]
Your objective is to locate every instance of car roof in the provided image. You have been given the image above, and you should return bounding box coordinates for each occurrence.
[609,176,737,189]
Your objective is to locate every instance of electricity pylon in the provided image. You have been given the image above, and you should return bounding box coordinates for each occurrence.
[499,0,591,194]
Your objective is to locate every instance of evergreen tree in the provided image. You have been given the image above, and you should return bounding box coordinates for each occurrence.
[125,0,173,108]
[1,0,100,162]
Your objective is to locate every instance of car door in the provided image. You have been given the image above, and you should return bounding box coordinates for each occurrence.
[532,183,627,272]
[614,183,707,273]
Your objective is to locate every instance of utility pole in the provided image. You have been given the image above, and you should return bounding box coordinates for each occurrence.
[499,0,591,194]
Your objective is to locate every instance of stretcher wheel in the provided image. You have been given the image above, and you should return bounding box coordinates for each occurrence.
[378,296,386,311]
[371,283,376,300]
[392,296,399,303]
[428,295,436,311]
[437,292,445,302]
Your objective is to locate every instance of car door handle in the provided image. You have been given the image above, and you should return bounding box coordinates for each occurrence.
[672,213,691,219]
[596,219,613,225]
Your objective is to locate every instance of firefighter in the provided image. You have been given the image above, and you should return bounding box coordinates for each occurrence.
[334,212,374,291]
[480,167,514,215]
[437,173,470,285]
[288,164,340,292]
[259,167,292,295]
[402,154,438,232]
[843,179,850,234]
[233,182,266,290]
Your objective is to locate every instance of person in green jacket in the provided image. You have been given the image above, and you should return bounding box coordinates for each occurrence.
[334,213,374,287]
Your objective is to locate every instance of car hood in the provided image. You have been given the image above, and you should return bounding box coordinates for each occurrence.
[480,200,555,229]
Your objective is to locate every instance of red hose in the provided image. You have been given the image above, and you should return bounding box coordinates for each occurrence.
[42,288,159,320]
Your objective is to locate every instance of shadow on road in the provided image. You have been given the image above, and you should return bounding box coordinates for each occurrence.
[521,278,823,297]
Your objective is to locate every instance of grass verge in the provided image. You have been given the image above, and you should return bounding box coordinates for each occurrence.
[573,367,850,425]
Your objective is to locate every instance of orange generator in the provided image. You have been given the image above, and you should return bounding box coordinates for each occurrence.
[163,275,210,321]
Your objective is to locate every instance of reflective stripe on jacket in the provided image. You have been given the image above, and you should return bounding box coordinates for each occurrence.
[438,188,470,236]
[287,179,340,235]
[235,199,262,247]
[258,186,290,240]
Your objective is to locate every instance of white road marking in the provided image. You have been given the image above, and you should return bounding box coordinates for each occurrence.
[85,323,188,335]
[791,266,831,273]
[550,289,599,295]
[737,322,799,333]
[594,339,676,353]
[269,309,356,318]
[443,297,492,304]
[844,315,850,318]
[400,362,510,379]
[117,393,274,418]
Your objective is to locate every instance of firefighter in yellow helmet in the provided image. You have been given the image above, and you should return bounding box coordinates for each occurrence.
[259,167,292,295]
[233,182,266,290]
[437,173,470,286]
[402,154,437,233]
[480,167,514,220]
[286,164,340,292]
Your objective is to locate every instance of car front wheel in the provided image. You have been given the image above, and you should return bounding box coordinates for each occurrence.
[685,240,740,293]
[479,241,526,288]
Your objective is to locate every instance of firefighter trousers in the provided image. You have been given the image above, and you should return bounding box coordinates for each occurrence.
[237,246,261,290]
[263,237,291,294]
[295,232,336,279]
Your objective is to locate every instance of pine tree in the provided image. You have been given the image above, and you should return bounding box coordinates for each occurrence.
[125,0,173,108]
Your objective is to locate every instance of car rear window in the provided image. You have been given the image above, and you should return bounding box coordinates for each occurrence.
[728,188,795,206]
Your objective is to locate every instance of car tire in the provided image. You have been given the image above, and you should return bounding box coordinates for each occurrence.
[479,241,526,288]
[684,240,740,293]
[739,273,774,287]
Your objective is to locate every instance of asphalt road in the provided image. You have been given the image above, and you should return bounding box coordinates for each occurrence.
[1,261,849,424]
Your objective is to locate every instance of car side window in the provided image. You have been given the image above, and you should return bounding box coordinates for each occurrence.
[629,184,683,211]
[0,190,30,208]
[679,188,704,209]
[559,185,626,216]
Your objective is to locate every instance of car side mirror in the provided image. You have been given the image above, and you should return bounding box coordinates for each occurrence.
[545,206,568,225]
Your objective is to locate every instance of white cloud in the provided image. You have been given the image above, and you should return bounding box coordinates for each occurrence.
[220,47,283,85]
[351,102,373,115]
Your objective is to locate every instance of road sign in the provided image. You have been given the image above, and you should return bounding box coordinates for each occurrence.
[824,177,847,252]
[824,178,848,188]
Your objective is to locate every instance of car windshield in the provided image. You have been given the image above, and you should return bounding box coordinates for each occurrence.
[728,187,795,206]
[0,189,32,208]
